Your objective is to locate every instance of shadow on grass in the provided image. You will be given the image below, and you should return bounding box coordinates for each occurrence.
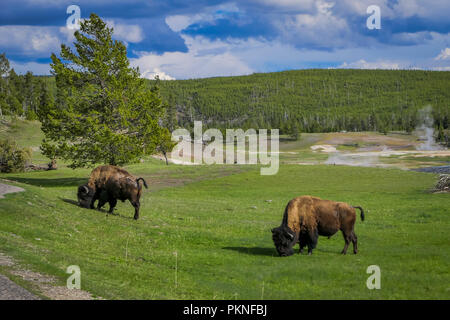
[279,137,298,142]
[60,198,79,206]
[223,246,277,257]
[5,177,86,187]
[59,197,135,220]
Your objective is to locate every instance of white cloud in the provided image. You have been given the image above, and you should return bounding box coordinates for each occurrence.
[131,50,252,80]
[0,26,61,55]
[165,14,214,32]
[140,68,176,80]
[434,48,450,60]
[431,66,450,71]
[393,0,450,20]
[130,35,253,79]
[247,0,316,12]
[338,59,401,69]
[165,2,241,33]
[105,20,144,43]
[273,0,355,49]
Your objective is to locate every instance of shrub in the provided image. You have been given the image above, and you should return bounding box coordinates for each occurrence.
[0,139,32,173]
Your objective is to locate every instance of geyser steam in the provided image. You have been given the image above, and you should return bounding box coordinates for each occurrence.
[415,106,442,151]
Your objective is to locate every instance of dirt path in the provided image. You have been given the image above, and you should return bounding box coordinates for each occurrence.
[0,253,39,300]
[0,252,97,300]
[0,182,25,199]
[0,274,40,300]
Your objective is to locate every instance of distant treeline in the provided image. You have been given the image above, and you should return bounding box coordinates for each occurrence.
[0,68,54,121]
[1,58,449,140]
[154,69,449,139]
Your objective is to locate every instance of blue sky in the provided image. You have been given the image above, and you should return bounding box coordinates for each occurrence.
[1,0,449,79]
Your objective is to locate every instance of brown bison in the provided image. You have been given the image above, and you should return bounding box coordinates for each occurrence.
[77,165,148,220]
[271,196,364,256]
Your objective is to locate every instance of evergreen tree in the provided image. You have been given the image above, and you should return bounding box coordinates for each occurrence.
[7,69,24,116]
[156,128,176,165]
[0,53,10,117]
[40,13,166,168]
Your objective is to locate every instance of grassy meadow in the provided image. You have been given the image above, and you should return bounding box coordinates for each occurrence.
[0,118,449,299]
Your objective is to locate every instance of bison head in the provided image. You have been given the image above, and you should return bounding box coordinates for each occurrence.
[271,226,296,257]
[77,184,95,208]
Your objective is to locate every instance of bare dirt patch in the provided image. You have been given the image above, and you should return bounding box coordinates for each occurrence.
[319,132,418,149]
[0,182,25,199]
[0,252,99,300]
[310,144,337,153]
[140,165,250,192]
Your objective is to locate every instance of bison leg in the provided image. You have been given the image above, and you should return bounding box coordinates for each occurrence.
[352,231,358,254]
[97,199,107,210]
[341,231,352,255]
[307,229,318,255]
[132,201,140,220]
[90,193,99,209]
[108,198,117,214]
[299,242,306,254]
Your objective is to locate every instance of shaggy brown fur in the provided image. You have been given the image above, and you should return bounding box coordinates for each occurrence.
[77,165,148,220]
[272,196,364,256]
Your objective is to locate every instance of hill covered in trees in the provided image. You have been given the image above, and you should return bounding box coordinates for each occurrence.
[1,53,449,141]
[155,69,449,138]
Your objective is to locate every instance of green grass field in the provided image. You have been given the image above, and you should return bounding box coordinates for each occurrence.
[1,160,449,299]
[0,118,449,299]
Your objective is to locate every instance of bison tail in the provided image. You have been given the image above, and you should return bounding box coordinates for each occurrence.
[352,206,365,222]
[136,177,148,189]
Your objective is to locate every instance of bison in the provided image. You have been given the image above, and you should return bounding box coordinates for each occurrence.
[271,196,364,256]
[77,165,148,220]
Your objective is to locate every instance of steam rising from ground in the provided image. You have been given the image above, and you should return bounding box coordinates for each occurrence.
[324,153,379,167]
[324,147,392,167]
[321,105,446,168]
[415,106,443,151]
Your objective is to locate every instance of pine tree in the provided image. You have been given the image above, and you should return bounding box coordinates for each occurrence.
[0,53,10,117]
[40,13,166,168]
[156,128,176,165]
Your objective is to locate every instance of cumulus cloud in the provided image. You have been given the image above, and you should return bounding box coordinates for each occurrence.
[431,66,450,71]
[338,59,401,69]
[274,1,354,49]
[434,48,450,60]
[140,68,176,80]
[392,0,450,20]
[2,0,450,76]
[131,50,253,80]
[130,35,253,79]
[0,25,61,56]
[105,20,144,44]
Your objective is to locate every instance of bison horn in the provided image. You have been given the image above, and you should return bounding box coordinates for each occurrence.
[287,232,294,240]
[82,185,89,194]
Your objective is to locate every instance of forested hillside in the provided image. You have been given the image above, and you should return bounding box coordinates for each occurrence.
[1,53,449,139]
[155,69,449,136]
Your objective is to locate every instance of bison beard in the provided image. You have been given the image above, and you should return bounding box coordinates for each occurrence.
[77,165,148,220]
[272,196,365,256]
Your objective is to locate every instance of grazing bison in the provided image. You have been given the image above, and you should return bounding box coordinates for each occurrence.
[77,165,148,220]
[271,196,364,256]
